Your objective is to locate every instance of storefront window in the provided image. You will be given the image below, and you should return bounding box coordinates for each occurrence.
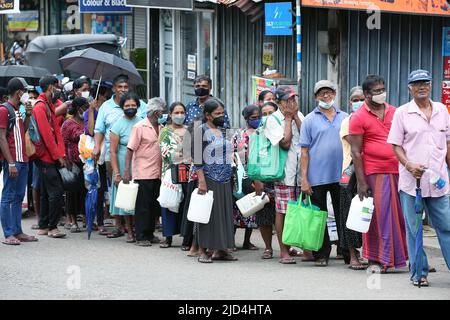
[90,15,124,36]
[49,0,80,35]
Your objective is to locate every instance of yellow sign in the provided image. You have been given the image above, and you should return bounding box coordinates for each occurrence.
[263,42,274,67]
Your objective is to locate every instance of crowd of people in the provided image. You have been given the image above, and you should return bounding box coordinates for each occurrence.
[0,69,449,287]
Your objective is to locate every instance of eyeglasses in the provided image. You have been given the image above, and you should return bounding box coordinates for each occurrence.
[317,90,334,98]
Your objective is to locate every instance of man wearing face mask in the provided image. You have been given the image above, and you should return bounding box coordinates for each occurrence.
[300,80,349,267]
[349,75,408,273]
[33,76,67,239]
[0,77,38,245]
[73,77,92,100]
[185,75,230,129]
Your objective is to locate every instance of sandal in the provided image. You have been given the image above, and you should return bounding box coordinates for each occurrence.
[279,257,296,264]
[242,243,259,250]
[16,234,38,242]
[212,253,238,261]
[126,236,136,243]
[413,277,429,287]
[70,225,81,233]
[31,224,40,230]
[98,227,109,236]
[198,254,213,263]
[288,248,303,257]
[2,237,21,246]
[48,231,66,239]
[135,240,152,247]
[315,259,328,267]
[160,240,172,248]
[181,246,191,251]
[106,229,124,238]
[348,263,367,270]
[368,263,388,274]
[261,249,273,259]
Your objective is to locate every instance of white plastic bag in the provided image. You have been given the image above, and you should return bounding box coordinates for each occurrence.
[157,171,183,212]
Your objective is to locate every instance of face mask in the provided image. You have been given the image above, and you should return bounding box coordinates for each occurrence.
[261,116,268,124]
[52,89,61,103]
[318,100,334,110]
[158,114,168,125]
[124,108,137,118]
[372,92,387,105]
[20,92,29,105]
[172,115,186,125]
[212,116,225,127]
[352,101,364,112]
[81,91,91,99]
[248,118,261,129]
[28,99,36,107]
[195,87,210,97]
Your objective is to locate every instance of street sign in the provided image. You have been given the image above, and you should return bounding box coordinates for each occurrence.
[0,0,19,14]
[125,0,193,11]
[264,2,293,36]
[79,0,132,13]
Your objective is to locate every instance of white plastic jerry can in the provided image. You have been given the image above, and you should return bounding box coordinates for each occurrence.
[187,188,214,224]
[114,181,139,211]
[236,192,270,218]
[346,195,374,233]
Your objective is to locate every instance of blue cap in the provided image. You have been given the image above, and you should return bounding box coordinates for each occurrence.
[408,69,432,84]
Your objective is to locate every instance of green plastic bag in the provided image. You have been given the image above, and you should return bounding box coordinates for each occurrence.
[282,193,328,251]
[247,115,288,182]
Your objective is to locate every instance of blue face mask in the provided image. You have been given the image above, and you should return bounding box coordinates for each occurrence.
[352,101,364,112]
[158,114,168,125]
[248,118,261,129]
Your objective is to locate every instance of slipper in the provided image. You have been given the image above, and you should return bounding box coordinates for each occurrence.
[37,229,49,236]
[429,267,436,273]
[261,249,273,259]
[181,246,191,251]
[70,225,81,233]
[98,228,110,236]
[31,224,40,230]
[279,257,296,264]
[2,237,21,246]
[106,229,124,238]
[135,240,152,247]
[212,253,238,261]
[242,243,259,251]
[16,234,38,242]
[150,236,161,244]
[348,264,367,270]
[198,255,213,263]
[159,241,172,248]
[126,237,136,243]
[288,248,303,257]
[315,259,328,267]
[413,278,429,287]
[187,252,200,257]
[48,232,66,239]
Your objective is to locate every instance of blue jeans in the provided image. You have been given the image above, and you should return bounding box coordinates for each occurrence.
[399,191,450,281]
[0,161,29,238]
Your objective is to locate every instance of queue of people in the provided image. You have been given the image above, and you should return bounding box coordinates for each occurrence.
[0,70,449,288]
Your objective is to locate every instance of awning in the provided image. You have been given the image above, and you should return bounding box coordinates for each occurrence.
[196,0,263,22]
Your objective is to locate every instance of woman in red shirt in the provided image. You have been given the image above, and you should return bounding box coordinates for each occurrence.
[61,97,88,233]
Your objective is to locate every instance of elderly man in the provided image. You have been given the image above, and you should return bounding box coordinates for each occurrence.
[300,80,349,267]
[388,69,450,287]
[123,98,166,247]
[350,75,408,272]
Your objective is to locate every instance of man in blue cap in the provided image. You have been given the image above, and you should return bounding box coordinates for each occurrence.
[388,69,450,287]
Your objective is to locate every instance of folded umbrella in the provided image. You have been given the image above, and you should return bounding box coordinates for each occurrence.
[59,48,144,86]
[85,167,99,240]
[0,65,51,86]
[413,178,424,288]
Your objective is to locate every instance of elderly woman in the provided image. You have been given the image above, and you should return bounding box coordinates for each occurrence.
[124,98,166,247]
[338,86,366,270]
[107,92,142,243]
[193,98,236,263]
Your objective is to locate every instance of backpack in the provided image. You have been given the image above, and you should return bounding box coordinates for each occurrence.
[0,102,17,135]
[25,100,53,158]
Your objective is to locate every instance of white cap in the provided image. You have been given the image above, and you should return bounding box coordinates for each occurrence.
[64,81,73,93]
[314,80,337,95]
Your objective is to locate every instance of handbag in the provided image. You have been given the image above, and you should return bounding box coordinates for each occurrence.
[282,193,328,251]
[247,115,288,182]
[157,170,183,212]
[170,163,191,184]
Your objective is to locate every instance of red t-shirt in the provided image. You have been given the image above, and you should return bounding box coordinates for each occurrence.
[61,118,84,164]
[349,103,398,175]
[0,101,28,163]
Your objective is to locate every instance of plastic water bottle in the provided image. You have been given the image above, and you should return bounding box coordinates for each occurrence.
[426,169,446,190]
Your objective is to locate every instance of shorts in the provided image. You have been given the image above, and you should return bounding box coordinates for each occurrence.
[31,162,40,190]
[274,182,300,214]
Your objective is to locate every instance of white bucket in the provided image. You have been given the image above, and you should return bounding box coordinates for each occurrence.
[115,181,139,211]
[187,188,214,224]
[346,195,374,233]
[236,192,270,218]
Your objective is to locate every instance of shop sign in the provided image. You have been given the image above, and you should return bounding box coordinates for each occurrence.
[442,81,450,114]
[264,2,293,36]
[0,0,19,14]
[125,0,193,11]
[263,42,274,67]
[8,11,39,32]
[80,0,132,13]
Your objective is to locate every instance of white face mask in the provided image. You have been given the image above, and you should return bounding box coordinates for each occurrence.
[81,91,90,99]
[20,92,29,105]
[318,100,334,110]
[352,101,364,112]
[372,92,387,105]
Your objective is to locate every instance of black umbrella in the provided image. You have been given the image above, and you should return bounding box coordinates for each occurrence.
[59,48,144,87]
[0,65,51,87]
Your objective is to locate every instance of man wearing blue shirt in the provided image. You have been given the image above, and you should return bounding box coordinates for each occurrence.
[300,80,348,267]
[92,75,147,180]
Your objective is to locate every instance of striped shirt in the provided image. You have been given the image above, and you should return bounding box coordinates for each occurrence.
[0,102,28,163]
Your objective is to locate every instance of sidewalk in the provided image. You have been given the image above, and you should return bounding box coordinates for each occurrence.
[423,225,441,254]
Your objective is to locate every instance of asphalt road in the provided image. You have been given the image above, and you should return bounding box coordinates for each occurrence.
[0,216,449,300]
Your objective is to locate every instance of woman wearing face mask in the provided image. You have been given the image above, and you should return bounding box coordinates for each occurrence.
[338,86,367,270]
[61,97,89,233]
[107,93,142,242]
[192,98,236,263]
[159,102,190,248]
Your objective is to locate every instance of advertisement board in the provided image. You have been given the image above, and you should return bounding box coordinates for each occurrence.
[0,0,20,14]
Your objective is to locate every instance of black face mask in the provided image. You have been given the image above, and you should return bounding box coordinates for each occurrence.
[212,116,225,128]
[124,108,137,118]
[195,87,210,97]
[52,89,62,104]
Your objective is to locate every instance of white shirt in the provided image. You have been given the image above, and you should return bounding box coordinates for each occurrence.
[264,109,305,187]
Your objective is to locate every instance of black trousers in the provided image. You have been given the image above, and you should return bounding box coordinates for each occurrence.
[310,183,345,261]
[96,163,107,227]
[134,179,161,241]
[37,161,64,230]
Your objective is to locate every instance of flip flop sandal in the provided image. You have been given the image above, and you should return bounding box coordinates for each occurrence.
[315,259,328,267]
[70,225,81,233]
[106,229,124,238]
[413,278,429,287]
[348,264,367,270]
[288,248,303,257]
[279,257,296,264]
[31,224,40,230]
[2,238,21,245]
[198,255,213,263]
[135,240,152,247]
[98,228,110,236]
[126,237,136,243]
[48,232,66,239]
[159,241,172,248]
[242,243,259,250]
[181,246,191,251]
[212,254,238,261]
[261,249,273,259]
[17,235,38,242]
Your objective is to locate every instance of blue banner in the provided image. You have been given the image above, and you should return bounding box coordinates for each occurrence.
[79,0,132,13]
[265,2,292,36]
[443,27,450,57]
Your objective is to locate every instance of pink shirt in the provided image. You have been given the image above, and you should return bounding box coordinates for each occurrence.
[127,118,162,180]
[387,100,450,197]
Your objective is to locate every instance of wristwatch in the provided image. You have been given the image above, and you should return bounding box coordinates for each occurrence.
[8,163,15,168]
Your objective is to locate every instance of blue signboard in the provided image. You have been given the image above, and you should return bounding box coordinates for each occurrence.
[443,27,450,57]
[79,0,132,13]
[265,2,293,36]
